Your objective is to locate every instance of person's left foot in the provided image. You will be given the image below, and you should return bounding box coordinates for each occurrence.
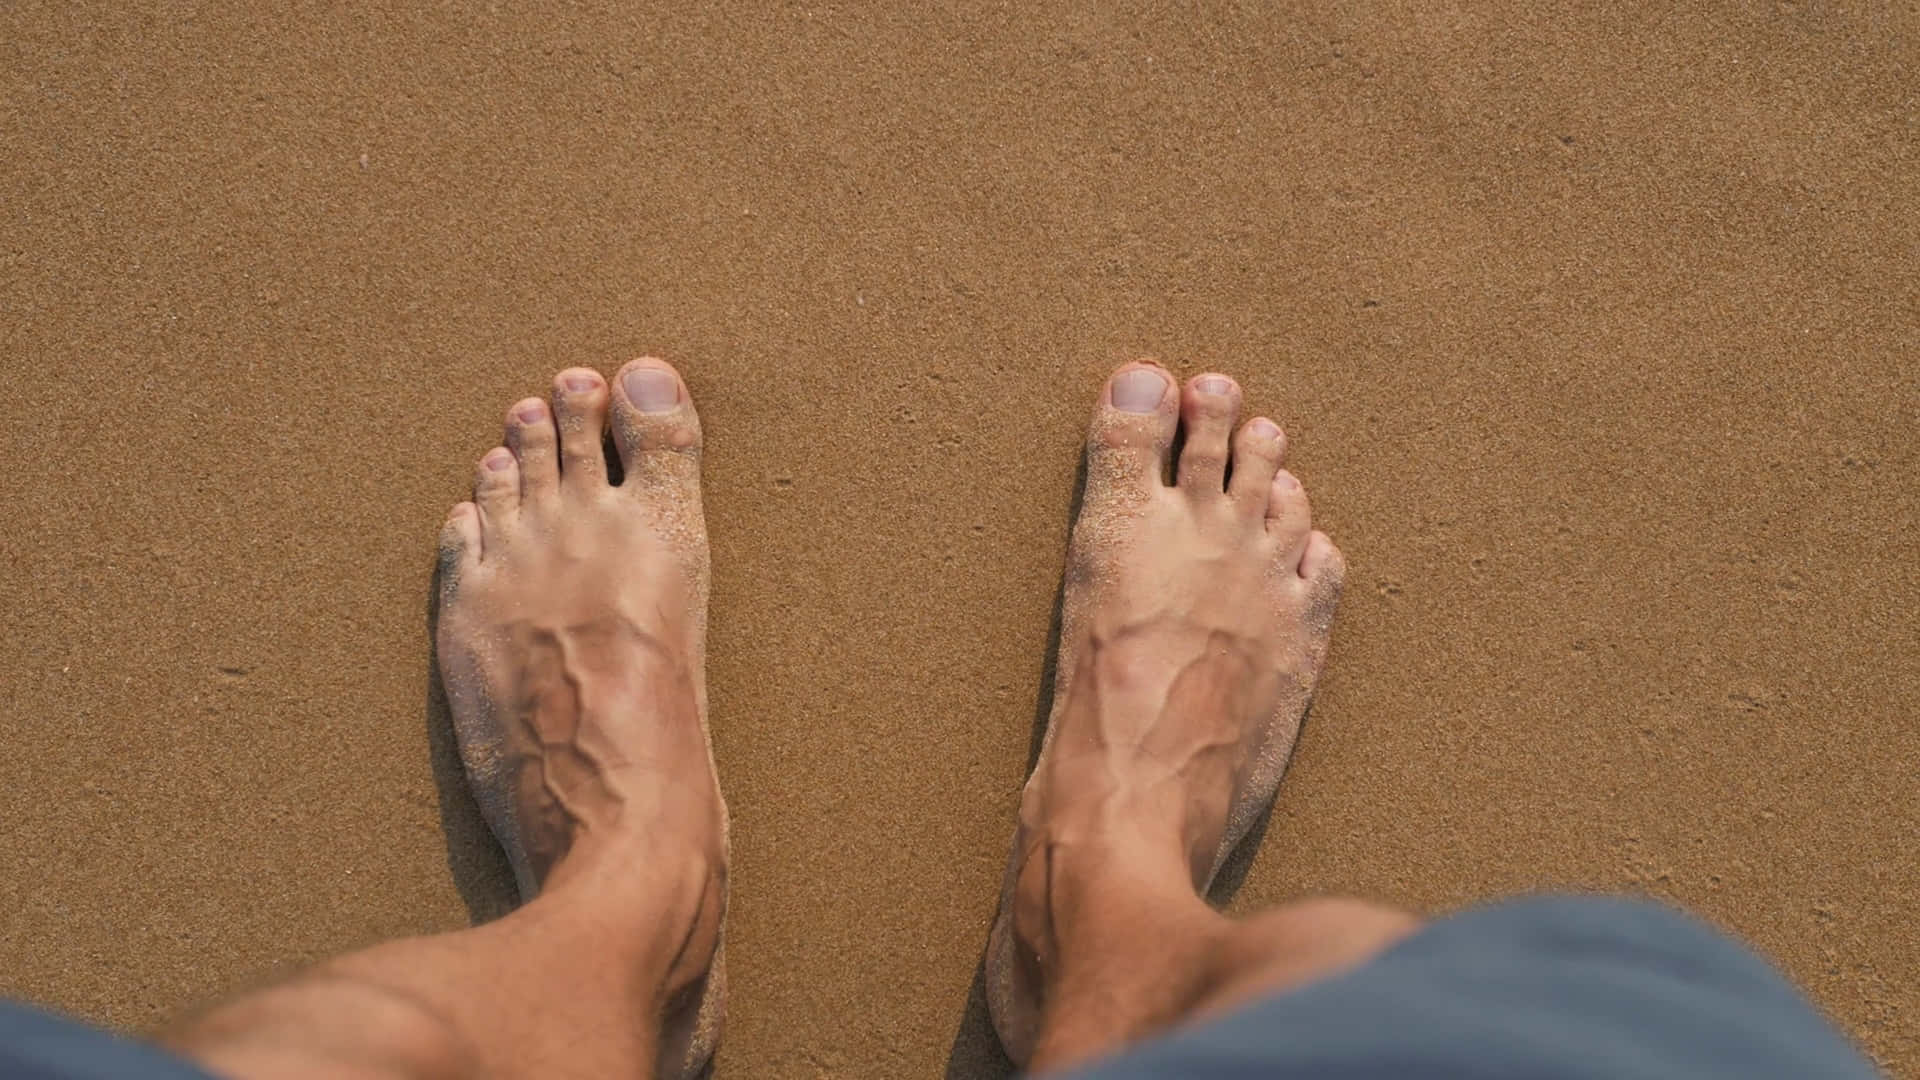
[985,362,1346,1066]
[433,358,726,1079]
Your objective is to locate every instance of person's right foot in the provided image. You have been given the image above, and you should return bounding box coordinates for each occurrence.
[985,361,1346,1066]
[433,358,727,1080]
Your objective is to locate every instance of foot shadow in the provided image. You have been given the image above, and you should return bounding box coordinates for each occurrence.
[941,566,1065,1080]
[425,558,519,924]
[943,454,1084,1080]
[943,955,1019,1080]
[940,452,1295,1079]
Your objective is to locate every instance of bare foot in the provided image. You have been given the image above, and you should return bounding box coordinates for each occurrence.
[433,359,726,1079]
[984,362,1346,1066]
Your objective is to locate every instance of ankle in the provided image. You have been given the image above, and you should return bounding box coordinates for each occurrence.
[1020,750,1226,887]
[1012,809,1213,978]
[533,831,727,998]
[1019,859,1227,1073]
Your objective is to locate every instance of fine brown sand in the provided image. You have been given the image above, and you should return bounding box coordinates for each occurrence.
[3,3,1915,1076]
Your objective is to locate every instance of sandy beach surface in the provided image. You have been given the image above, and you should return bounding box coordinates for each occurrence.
[3,3,1915,1075]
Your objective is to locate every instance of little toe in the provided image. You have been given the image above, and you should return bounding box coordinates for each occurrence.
[437,501,483,599]
[506,397,559,502]
[552,368,611,489]
[473,446,520,520]
[1264,469,1314,567]
[1086,362,1178,494]
[1176,374,1240,494]
[1298,529,1347,629]
[1299,529,1345,584]
[611,357,703,494]
[1228,417,1287,508]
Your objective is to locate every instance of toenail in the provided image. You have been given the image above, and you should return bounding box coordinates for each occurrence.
[1249,418,1280,440]
[1195,375,1232,396]
[1275,470,1300,490]
[515,401,546,423]
[483,449,514,471]
[1110,368,1170,413]
[624,367,681,413]
[562,373,598,393]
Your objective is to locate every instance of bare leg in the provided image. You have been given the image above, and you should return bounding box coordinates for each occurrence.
[169,360,726,1080]
[986,363,1419,1072]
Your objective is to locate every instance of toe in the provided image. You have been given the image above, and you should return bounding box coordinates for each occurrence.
[1086,362,1178,492]
[552,368,611,488]
[473,446,519,521]
[1176,373,1240,493]
[1265,469,1314,567]
[506,397,559,501]
[437,501,483,598]
[1299,529,1345,584]
[1298,530,1346,630]
[441,500,483,554]
[1228,417,1287,508]
[611,357,703,492]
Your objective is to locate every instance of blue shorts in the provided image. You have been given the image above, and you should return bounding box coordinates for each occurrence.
[1073,896,1877,1079]
[0,897,1877,1079]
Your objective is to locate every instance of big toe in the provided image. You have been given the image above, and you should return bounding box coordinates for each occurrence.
[1085,362,1177,496]
[611,357,703,496]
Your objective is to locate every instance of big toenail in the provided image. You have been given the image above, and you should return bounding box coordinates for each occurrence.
[562,373,597,392]
[1111,369,1169,413]
[483,449,513,471]
[1275,470,1300,490]
[1250,418,1280,440]
[1195,375,1232,395]
[516,402,545,423]
[624,368,681,413]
